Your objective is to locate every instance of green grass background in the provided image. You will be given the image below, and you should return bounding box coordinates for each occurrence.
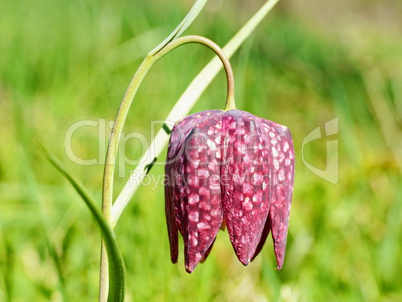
[1,0,401,301]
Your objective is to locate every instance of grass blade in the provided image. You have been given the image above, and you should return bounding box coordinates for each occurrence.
[36,141,126,302]
[149,0,207,56]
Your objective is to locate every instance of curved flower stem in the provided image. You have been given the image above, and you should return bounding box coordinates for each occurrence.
[152,35,236,110]
[100,35,235,301]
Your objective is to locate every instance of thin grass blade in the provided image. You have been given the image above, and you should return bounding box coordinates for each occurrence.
[149,0,207,56]
[36,141,126,302]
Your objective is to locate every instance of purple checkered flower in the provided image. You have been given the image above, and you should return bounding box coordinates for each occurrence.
[165,109,294,273]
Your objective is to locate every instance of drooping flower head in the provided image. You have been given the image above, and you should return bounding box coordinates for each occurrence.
[165,109,294,273]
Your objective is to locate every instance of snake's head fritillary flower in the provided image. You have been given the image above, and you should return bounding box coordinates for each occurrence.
[165,109,294,273]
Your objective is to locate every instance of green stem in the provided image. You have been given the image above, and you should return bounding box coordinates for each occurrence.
[98,243,109,302]
[152,35,236,110]
[100,57,153,302]
[102,57,154,223]
[101,35,235,300]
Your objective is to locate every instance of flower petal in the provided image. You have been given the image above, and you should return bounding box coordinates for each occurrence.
[221,110,273,265]
[164,183,179,263]
[168,111,224,272]
[165,110,222,265]
[200,238,216,263]
[259,119,295,270]
[250,215,270,262]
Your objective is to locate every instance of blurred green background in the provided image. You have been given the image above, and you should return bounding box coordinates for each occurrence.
[1,0,401,301]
